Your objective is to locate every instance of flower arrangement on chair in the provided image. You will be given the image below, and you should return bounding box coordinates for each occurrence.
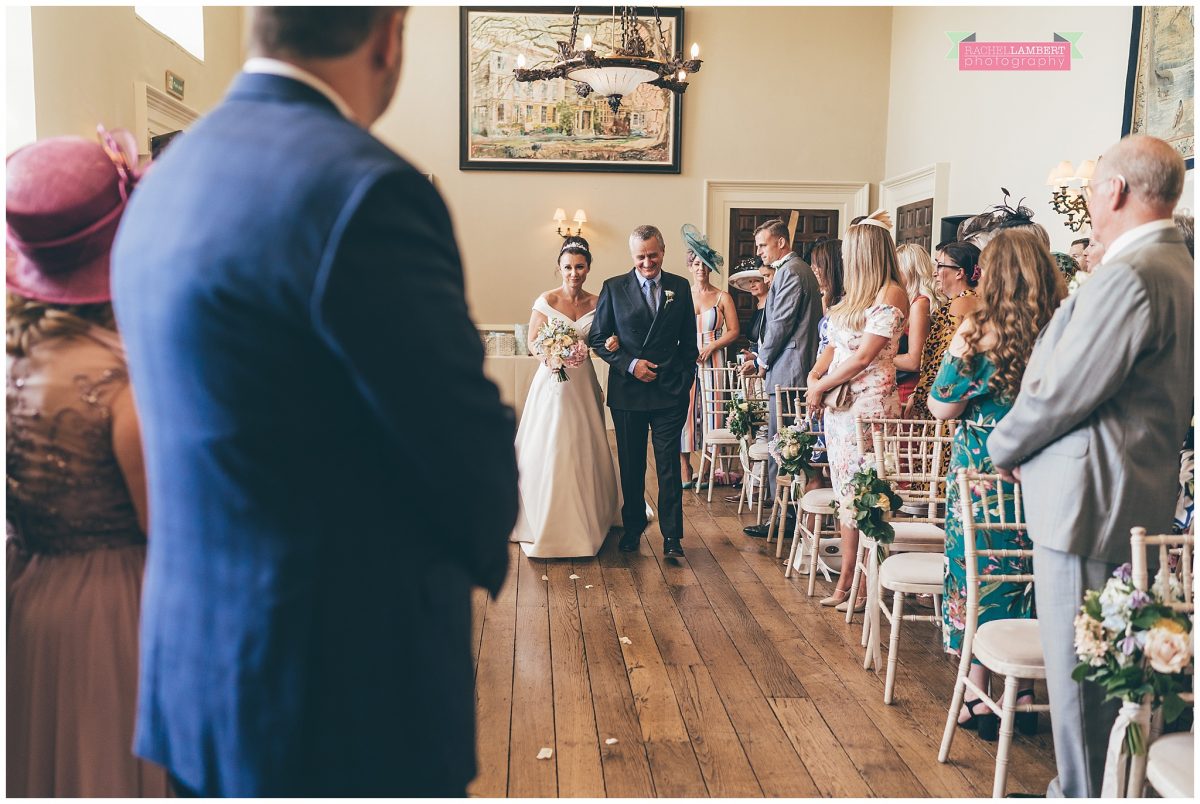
[1072,563,1193,757]
[830,453,904,563]
[768,419,818,480]
[724,394,766,439]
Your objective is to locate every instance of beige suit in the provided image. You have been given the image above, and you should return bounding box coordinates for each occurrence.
[989,224,1193,797]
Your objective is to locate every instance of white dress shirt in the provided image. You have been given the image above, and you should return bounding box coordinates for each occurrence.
[242,57,355,122]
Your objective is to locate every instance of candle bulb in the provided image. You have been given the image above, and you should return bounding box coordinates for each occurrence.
[690,42,700,59]
[677,70,687,82]
[516,53,526,69]
[583,34,592,51]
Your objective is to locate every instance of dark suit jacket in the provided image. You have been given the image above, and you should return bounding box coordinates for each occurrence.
[110,72,518,796]
[589,269,698,411]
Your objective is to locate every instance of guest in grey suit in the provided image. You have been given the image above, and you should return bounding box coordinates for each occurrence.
[741,219,822,536]
[989,135,1193,798]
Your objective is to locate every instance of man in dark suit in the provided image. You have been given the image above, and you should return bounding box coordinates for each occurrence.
[111,8,517,797]
[590,225,698,557]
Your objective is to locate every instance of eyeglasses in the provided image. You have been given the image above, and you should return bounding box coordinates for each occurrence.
[934,262,961,272]
[1084,174,1127,201]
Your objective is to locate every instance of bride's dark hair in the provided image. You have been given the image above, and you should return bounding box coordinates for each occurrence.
[558,236,592,268]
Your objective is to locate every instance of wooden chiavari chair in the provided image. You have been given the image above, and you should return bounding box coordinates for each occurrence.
[696,366,740,503]
[938,471,1047,798]
[736,374,769,520]
[1121,529,1194,799]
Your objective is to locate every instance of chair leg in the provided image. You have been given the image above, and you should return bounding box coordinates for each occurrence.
[860,553,874,648]
[695,448,708,495]
[784,518,801,579]
[938,652,972,763]
[700,451,710,501]
[883,591,905,704]
[805,514,819,596]
[993,675,1019,798]
[846,542,865,626]
[775,492,791,559]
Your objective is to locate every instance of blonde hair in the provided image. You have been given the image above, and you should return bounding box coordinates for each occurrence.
[960,229,1066,401]
[895,244,942,309]
[6,294,116,358]
[828,224,902,332]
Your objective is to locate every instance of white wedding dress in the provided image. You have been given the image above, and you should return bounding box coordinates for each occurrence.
[511,296,622,557]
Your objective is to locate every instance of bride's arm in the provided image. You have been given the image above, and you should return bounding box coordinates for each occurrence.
[528,308,548,356]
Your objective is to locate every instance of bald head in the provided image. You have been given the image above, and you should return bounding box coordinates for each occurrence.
[1094,135,1186,211]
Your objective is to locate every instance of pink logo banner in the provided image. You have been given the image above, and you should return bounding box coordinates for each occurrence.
[959,41,1071,71]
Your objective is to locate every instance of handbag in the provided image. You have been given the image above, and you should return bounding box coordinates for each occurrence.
[822,383,853,411]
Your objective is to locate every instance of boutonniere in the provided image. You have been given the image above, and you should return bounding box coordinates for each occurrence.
[664,290,675,306]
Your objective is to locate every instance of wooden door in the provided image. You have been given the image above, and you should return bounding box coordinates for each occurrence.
[896,198,934,252]
[726,207,839,349]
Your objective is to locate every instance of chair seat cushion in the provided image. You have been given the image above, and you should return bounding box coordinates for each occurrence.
[974,619,1045,678]
[1147,732,1193,798]
[748,442,769,460]
[800,487,836,514]
[890,521,946,550]
[705,428,740,444]
[879,552,944,592]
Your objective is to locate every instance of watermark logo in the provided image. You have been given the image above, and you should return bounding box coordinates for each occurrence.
[947,32,1082,71]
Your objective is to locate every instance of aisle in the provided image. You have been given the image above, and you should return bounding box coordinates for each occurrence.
[468,439,1057,797]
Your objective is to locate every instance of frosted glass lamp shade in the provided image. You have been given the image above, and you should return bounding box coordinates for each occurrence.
[567,65,659,99]
[572,209,587,224]
[553,208,567,223]
[1045,160,1075,186]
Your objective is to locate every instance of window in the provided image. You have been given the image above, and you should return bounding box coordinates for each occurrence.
[497,104,505,122]
[526,105,533,119]
[540,106,547,123]
[135,6,205,60]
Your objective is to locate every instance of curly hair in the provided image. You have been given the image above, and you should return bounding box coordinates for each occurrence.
[959,229,1066,401]
[6,293,116,358]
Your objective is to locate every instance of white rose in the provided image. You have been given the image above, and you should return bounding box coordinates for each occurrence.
[1144,623,1192,674]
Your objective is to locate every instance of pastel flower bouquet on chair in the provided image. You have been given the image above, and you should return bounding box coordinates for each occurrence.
[768,419,819,481]
[1072,563,1193,757]
[829,453,903,563]
[725,394,766,439]
[534,318,590,382]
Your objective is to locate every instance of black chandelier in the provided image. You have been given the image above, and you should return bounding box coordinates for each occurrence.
[513,6,703,113]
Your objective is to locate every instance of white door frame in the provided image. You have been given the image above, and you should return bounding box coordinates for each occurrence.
[703,179,871,287]
[879,163,950,253]
[134,81,199,158]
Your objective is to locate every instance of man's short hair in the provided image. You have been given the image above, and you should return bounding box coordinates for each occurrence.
[629,224,665,250]
[1071,237,1090,247]
[754,219,790,245]
[251,7,398,59]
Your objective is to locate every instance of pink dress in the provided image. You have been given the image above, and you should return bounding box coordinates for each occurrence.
[823,303,907,495]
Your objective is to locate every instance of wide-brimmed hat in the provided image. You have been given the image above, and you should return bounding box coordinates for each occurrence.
[6,127,140,304]
[728,269,765,292]
[681,223,724,273]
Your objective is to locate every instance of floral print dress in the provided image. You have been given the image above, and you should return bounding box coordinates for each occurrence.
[824,304,906,495]
[932,352,1034,656]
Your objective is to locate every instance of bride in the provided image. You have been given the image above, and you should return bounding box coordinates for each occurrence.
[511,238,623,557]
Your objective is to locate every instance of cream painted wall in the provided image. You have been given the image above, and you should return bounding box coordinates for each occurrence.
[379,5,894,325]
[29,6,243,141]
[883,6,1150,253]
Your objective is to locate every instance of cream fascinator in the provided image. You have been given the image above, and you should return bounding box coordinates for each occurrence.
[856,208,893,231]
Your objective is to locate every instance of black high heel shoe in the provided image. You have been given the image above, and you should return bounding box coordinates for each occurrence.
[1015,688,1037,736]
[959,697,999,741]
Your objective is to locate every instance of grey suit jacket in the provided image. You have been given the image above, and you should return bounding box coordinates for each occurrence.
[988,227,1193,564]
[758,253,823,394]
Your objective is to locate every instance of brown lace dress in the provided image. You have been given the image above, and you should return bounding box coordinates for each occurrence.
[7,326,169,797]
[908,293,973,420]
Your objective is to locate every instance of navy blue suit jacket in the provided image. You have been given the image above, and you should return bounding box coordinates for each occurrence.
[589,269,698,410]
[111,73,518,796]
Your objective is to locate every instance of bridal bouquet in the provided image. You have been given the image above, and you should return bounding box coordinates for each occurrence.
[769,420,818,479]
[725,394,766,439]
[534,318,590,382]
[1072,563,1193,756]
[829,453,904,562]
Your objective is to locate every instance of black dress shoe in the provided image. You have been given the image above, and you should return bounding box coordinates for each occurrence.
[663,538,684,557]
[743,524,770,538]
[619,530,641,552]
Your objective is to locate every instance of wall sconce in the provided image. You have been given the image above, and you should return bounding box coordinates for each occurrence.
[1046,158,1096,232]
[554,207,587,239]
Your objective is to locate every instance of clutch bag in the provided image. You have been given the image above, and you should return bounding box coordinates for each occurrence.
[822,383,853,411]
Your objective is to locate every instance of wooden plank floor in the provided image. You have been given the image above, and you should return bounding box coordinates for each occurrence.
[469,440,1058,797]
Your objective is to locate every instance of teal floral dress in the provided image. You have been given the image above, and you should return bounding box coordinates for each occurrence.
[931,353,1034,655]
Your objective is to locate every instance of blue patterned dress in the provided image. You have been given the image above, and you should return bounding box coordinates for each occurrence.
[932,353,1034,656]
